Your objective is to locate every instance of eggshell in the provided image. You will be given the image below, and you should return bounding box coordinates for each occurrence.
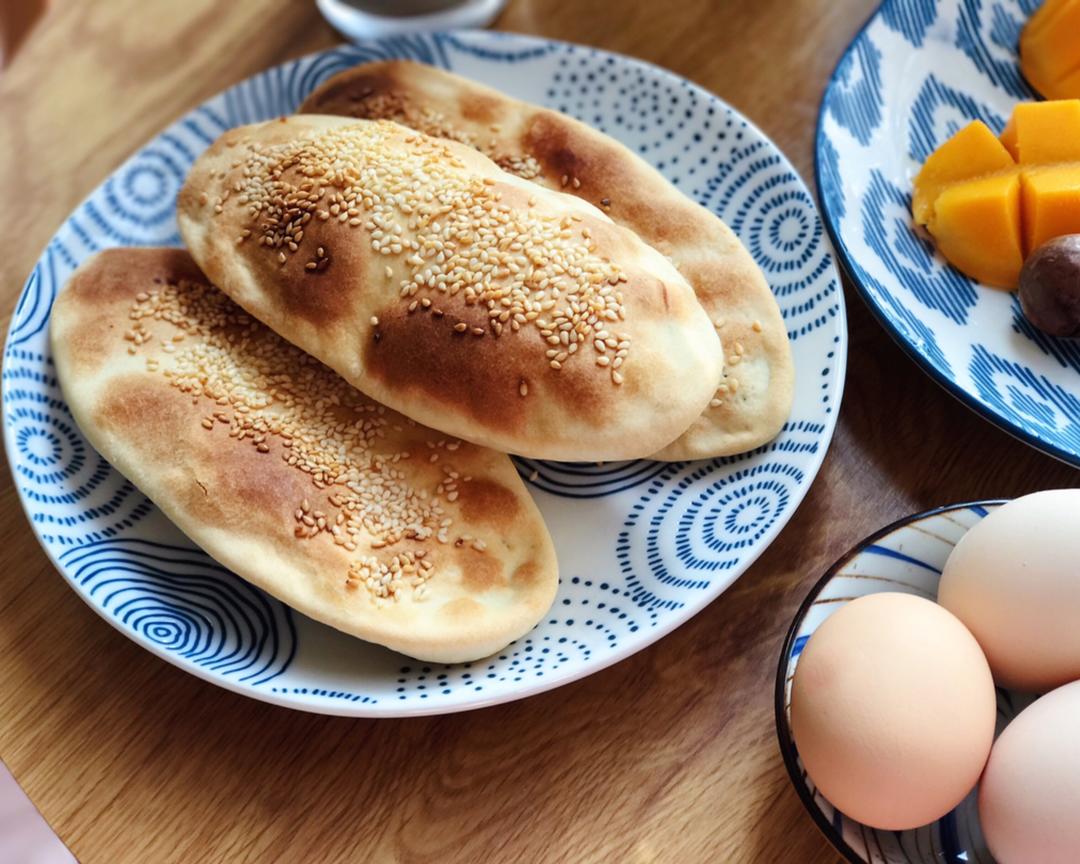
[790,592,996,831]
[979,680,1080,864]
[938,489,1080,691]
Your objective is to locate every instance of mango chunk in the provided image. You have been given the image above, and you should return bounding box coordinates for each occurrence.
[1024,0,1079,39]
[999,100,1080,164]
[1056,68,1080,102]
[912,121,1016,226]
[1021,0,1080,100]
[999,119,1019,162]
[932,173,1024,289]
[1021,164,1080,253]
[913,99,1080,289]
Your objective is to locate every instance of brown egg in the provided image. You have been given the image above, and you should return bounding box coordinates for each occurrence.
[980,680,1080,864]
[790,593,996,830]
[938,489,1080,691]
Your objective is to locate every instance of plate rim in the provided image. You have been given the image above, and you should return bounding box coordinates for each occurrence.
[4,30,848,717]
[813,0,1080,470]
[773,497,1009,863]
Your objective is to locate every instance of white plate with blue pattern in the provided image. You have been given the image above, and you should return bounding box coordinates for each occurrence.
[777,501,1026,864]
[4,32,845,716]
[818,0,1080,467]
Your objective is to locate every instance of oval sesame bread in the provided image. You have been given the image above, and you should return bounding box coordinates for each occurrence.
[50,247,558,663]
[299,60,795,460]
[176,115,723,461]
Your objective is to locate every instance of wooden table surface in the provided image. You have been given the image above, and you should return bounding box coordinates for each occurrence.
[0,1,1075,862]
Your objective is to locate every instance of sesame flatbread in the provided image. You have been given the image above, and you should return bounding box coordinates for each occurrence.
[299,60,795,459]
[50,247,558,663]
[177,115,723,461]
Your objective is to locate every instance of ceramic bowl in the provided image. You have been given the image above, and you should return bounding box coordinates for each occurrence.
[775,500,1035,863]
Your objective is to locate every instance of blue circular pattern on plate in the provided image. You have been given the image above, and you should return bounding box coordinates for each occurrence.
[817,0,1080,467]
[513,458,672,499]
[62,539,296,686]
[3,32,845,716]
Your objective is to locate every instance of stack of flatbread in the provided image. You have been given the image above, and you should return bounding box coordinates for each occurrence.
[51,62,792,662]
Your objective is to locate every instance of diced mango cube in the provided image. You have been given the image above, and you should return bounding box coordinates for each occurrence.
[1020,164,1080,253]
[999,118,1019,162]
[1055,68,1080,102]
[932,173,1024,289]
[998,101,1080,165]
[912,121,1016,226]
[1024,0,1078,40]
[1021,0,1080,100]
[913,98,1080,289]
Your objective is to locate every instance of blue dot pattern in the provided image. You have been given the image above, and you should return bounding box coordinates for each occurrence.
[817,0,1080,467]
[3,32,844,715]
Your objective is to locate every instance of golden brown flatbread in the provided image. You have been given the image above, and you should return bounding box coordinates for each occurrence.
[50,247,558,662]
[300,60,795,459]
[177,115,723,461]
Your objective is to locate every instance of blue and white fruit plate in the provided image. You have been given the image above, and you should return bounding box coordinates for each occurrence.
[818,0,1080,467]
[777,501,1026,864]
[4,32,845,717]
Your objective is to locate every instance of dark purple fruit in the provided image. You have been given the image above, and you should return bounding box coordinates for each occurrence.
[1019,235,1080,337]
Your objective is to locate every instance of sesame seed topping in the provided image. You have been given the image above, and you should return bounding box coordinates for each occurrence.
[214,121,630,387]
[370,316,379,326]
[751,320,762,333]
[123,277,493,605]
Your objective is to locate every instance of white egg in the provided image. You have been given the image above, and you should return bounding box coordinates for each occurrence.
[980,679,1080,864]
[938,489,1080,691]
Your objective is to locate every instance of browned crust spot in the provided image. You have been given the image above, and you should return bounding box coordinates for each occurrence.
[457,478,521,529]
[362,297,531,435]
[300,71,397,115]
[458,90,502,125]
[458,548,504,592]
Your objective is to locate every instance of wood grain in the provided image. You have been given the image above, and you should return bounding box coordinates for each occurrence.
[0,1,1075,862]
